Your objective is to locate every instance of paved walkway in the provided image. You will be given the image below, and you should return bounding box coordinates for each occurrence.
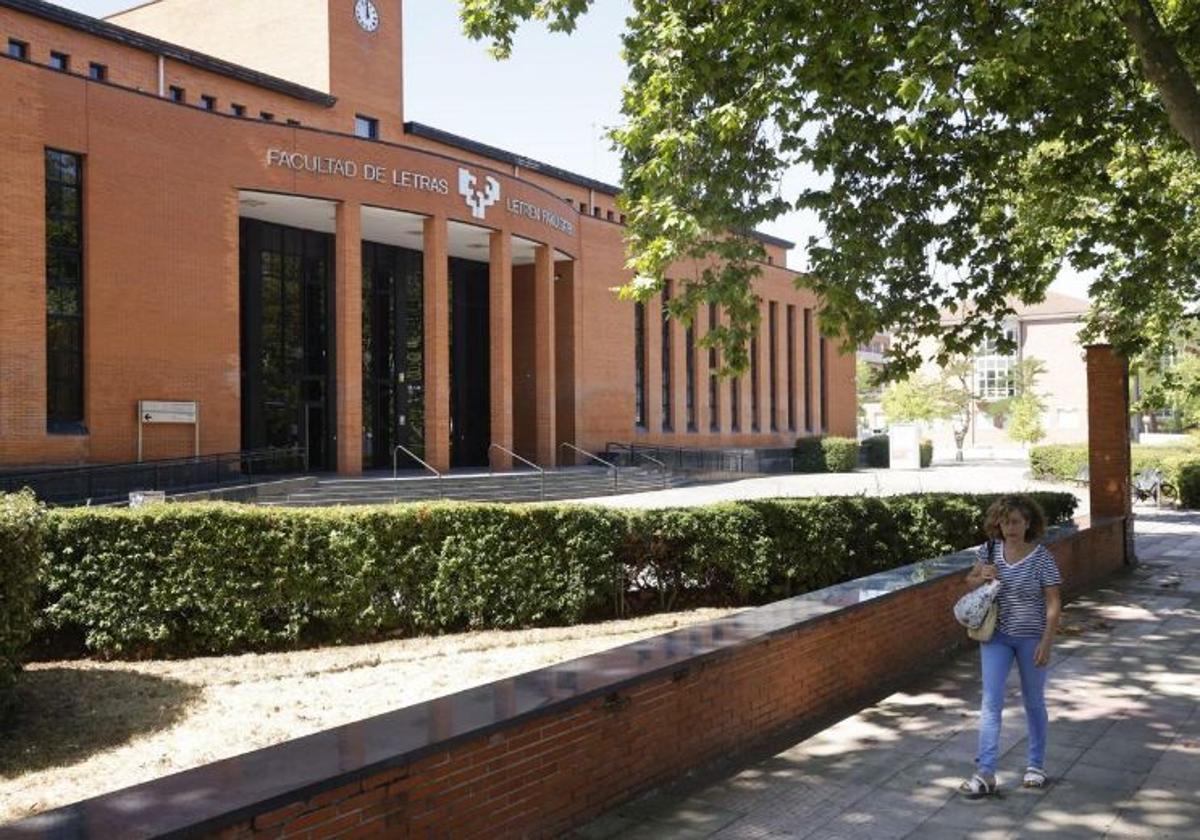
[574,509,1200,839]
[584,460,1088,510]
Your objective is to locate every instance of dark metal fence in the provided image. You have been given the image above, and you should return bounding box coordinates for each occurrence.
[0,447,307,506]
[604,442,796,475]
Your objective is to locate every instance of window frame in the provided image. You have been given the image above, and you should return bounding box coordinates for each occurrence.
[7,38,29,60]
[354,114,380,140]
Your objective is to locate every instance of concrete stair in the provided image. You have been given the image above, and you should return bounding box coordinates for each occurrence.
[258,465,684,507]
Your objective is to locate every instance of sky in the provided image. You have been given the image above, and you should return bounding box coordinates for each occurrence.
[47,1,1088,300]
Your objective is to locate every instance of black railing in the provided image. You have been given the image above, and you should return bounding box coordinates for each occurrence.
[0,446,307,506]
[604,442,796,475]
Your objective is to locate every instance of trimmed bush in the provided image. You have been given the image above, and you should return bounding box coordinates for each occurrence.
[1,492,44,718]
[34,491,1078,658]
[1031,443,1200,501]
[794,437,859,473]
[1172,457,1200,508]
[860,434,889,468]
[920,440,933,468]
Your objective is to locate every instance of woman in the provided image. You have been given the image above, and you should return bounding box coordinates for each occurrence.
[959,495,1062,799]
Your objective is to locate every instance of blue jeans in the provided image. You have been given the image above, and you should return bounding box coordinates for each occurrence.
[977,631,1048,775]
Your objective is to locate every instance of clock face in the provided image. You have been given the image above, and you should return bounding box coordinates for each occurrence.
[355,0,380,33]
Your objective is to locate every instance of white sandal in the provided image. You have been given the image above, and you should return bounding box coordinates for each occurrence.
[958,773,997,799]
[1022,767,1047,788]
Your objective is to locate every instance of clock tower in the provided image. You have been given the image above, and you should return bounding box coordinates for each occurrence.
[328,0,405,137]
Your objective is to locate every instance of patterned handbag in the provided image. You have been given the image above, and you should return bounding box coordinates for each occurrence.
[954,540,1000,641]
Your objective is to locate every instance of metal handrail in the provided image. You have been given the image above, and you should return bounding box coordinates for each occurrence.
[392,444,441,494]
[561,442,618,493]
[488,443,545,501]
[606,442,667,489]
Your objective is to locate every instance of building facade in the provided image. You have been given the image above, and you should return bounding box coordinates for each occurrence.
[916,293,1090,457]
[0,0,855,475]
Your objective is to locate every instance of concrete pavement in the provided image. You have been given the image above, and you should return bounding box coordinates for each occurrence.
[572,508,1200,839]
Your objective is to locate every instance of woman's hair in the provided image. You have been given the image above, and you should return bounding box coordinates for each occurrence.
[983,495,1047,541]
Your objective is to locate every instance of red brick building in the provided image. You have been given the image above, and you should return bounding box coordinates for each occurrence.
[0,0,855,475]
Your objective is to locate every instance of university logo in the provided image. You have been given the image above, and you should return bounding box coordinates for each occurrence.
[458,168,501,220]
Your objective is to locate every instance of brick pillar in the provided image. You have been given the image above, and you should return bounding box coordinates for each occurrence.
[672,303,688,438]
[334,201,363,475]
[533,245,556,466]
[423,216,450,472]
[1086,344,1134,564]
[489,231,513,470]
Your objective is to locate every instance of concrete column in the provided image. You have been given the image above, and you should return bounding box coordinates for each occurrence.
[533,245,556,466]
[1086,345,1134,563]
[423,215,450,472]
[645,295,663,436]
[334,201,363,476]
[489,231,513,470]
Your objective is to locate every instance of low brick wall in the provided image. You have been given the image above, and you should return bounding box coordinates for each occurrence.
[2,516,1126,840]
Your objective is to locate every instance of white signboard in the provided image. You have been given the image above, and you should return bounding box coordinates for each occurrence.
[888,424,922,470]
[139,400,197,424]
[137,400,199,461]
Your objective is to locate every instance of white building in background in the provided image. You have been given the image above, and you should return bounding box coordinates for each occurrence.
[857,294,1090,458]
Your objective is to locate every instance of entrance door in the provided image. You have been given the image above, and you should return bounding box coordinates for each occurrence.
[449,257,490,468]
[302,402,325,472]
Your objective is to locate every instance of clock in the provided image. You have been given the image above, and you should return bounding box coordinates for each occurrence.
[354,0,380,33]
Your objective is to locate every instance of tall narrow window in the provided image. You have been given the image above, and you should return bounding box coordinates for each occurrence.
[730,373,741,432]
[45,149,84,430]
[803,308,813,432]
[768,302,778,432]
[634,301,647,428]
[685,314,697,432]
[750,335,760,432]
[661,281,673,431]
[819,335,828,432]
[786,305,796,432]
[707,303,719,432]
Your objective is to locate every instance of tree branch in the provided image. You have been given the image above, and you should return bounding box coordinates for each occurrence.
[1119,0,1200,160]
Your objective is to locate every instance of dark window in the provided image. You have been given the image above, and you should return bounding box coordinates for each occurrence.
[708,303,719,432]
[231,103,246,117]
[685,314,697,432]
[286,119,301,126]
[661,281,673,431]
[45,149,85,431]
[88,62,106,81]
[606,210,614,221]
[803,308,813,431]
[786,305,796,432]
[730,370,741,432]
[7,39,28,60]
[768,302,778,432]
[200,94,216,110]
[260,111,275,121]
[819,335,828,432]
[354,115,379,139]
[49,51,69,71]
[168,85,185,103]
[750,334,760,432]
[619,214,627,225]
[634,301,647,428]
[593,206,601,217]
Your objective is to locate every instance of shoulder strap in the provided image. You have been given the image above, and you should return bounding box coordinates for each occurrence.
[985,538,996,565]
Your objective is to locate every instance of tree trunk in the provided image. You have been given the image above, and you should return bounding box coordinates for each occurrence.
[1119,0,1200,160]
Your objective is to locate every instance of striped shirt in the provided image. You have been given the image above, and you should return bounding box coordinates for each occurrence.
[976,540,1062,638]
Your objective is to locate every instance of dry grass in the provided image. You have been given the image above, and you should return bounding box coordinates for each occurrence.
[0,607,738,823]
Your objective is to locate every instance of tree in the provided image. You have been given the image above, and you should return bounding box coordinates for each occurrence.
[1004,358,1050,446]
[460,1,1200,376]
[880,373,946,425]
[1133,340,1200,430]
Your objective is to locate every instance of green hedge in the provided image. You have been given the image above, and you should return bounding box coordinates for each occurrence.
[860,435,889,468]
[35,492,1077,658]
[1174,458,1200,508]
[1,492,44,718]
[795,437,859,473]
[1031,443,1200,506]
[920,440,933,468]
